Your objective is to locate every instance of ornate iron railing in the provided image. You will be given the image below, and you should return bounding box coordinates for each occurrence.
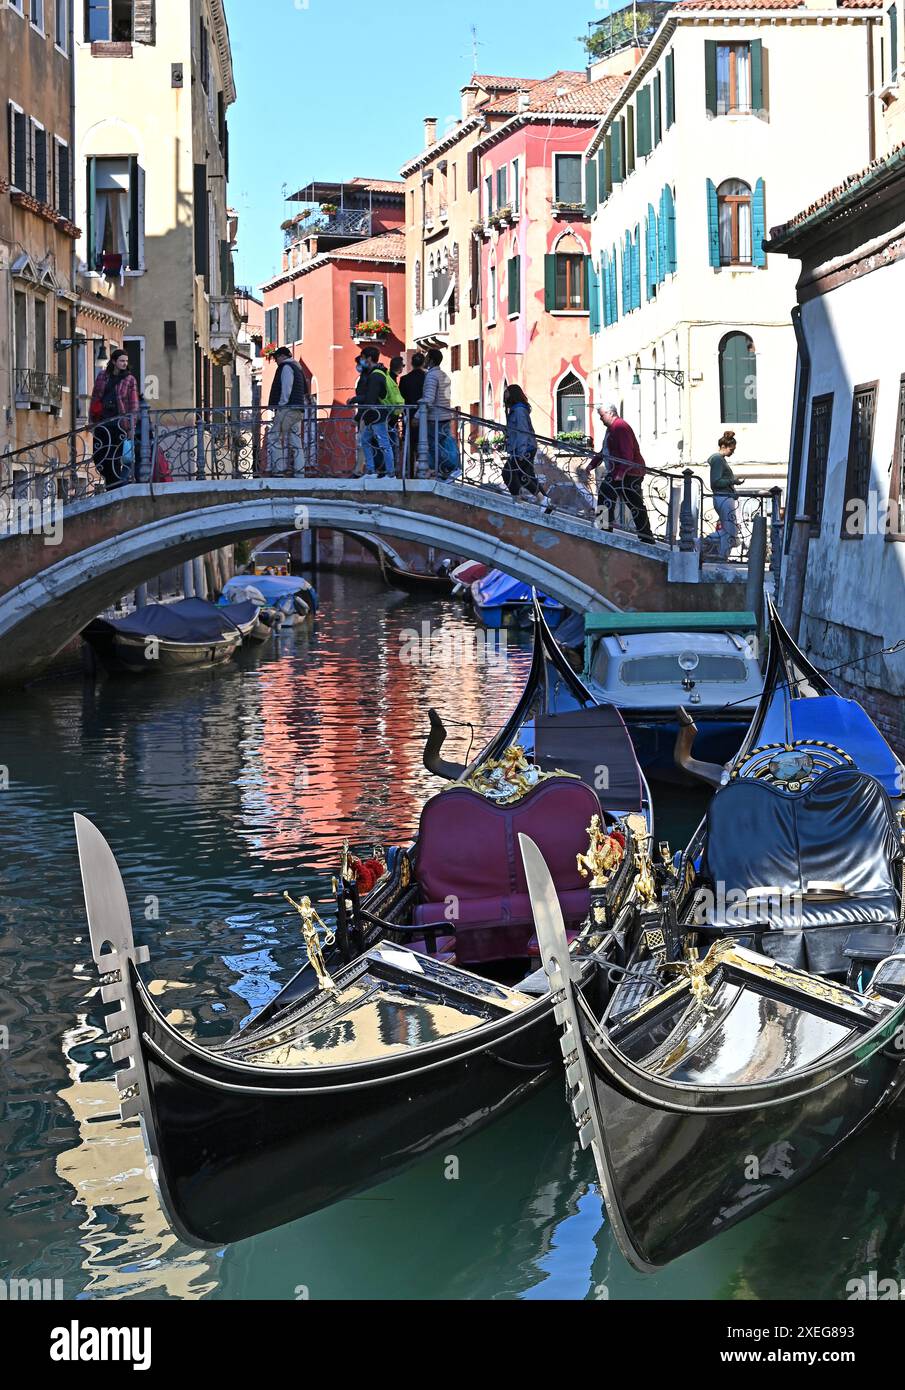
[283,208,372,248]
[14,368,64,410]
[0,402,782,574]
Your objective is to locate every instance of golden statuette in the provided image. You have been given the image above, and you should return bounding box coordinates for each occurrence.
[465,742,577,805]
[633,838,658,908]
[284,891,339,996]
[576,814,624,888]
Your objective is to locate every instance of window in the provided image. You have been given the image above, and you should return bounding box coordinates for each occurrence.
[85,0,133,41]
[351,282,386,329]
[122,337,144,390]
[488,263,496,322]
[508,255,521,316]
[30,0,44,33]
[551,252,587,311]
[264,306,278,346]
[804,394,834,536]
[484,173,493,219]
[888,376,905,539]
[57,307,69,383]
[496,166,508,210]
[556,373,587,436]
[8,104,28,190]
[717,179,752,265]
[54,138,71,218]
[14,291,28,371]
[87,155,144,271]
[32,121,48,203]
[55,0,68,49]
[554,154,582,207]
[468,339,479,368]
[34,297,48,373]
[841,383,878,539]
[450,345,461,372]
[199,16,211,90]
[284,298,302,344]
[719,332,757,424]
[890,4,900,83]
[706,40,764,116]
[9,0,24,13]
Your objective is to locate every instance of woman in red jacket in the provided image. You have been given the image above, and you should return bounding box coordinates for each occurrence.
[89,349,139,489]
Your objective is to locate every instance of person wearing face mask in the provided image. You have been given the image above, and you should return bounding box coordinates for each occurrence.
[350,346,395,478]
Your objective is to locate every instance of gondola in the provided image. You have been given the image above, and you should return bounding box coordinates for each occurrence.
[73,602,653,1247]
[378,549,455,597]
[528,601,905,1271]
[82,598,252,674]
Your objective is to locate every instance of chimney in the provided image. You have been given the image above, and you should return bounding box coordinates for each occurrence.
[424,117,438,148]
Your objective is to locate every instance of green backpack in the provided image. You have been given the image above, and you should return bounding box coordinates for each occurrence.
[375,367,404,409]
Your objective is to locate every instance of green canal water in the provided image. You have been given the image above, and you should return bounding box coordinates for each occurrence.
[0,573,902,1301]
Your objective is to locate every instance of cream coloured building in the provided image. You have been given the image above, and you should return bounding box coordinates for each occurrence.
[73,0,239,418]
[586,0,884,504]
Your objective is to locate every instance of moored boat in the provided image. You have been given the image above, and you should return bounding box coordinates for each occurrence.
[378,549,455,597]
[73,603,655,1246]
[82,598,248,674]
[528,602,905,1271]
[471,569,566,630]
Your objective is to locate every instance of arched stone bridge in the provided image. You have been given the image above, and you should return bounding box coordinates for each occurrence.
[0,478,747,685]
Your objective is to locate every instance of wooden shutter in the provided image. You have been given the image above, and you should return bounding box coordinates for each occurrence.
[193,163,208,278]
[86,156,97,264]
[752,178,766,267]
[33,126,47,202]
[544,255,556,311]
[666,188,677,274]
[466,149,477,193]
[751,39,765,115]
[626,106,635,174]
[658,188,668,282]
[646,205,657,300]
[350,284,359,333]
[377,284,387,321]
[128,155,141,271]
[602,134,612,196]
[601,253,609,327]
[612,118,623,184]
[469,237,478,308]
[632,228,641,310]
[665,51,675,128]
[133,0,156,44]
[706,178,720,267]
[56,141,71,219]
[588,261,600,335]
[653,75,662,147]
[597,144,608,203]
[508,255,520,314]
[582,256,591,311]
[705,41,718,118]
[585,158,597,216]
[636,87,652,157]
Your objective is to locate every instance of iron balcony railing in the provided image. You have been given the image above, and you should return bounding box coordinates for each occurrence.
[283,208,372,248]
[14,368,65,411]
[0,403,783,573]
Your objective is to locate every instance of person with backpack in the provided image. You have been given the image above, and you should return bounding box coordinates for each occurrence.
[353,345,396,478]
[503,385,551,508]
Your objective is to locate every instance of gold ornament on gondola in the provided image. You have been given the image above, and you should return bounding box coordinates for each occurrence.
[576,814,624,888]
[633,838,658,908]
[465,742,576,805]
[284,891,339,996]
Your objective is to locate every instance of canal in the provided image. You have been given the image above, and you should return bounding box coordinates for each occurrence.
[0,573,901,1300]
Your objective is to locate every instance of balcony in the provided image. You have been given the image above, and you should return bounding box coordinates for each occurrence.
[210,297,243,365]
[15,369,64,413]
[412,302,451,346]
[284,208,372,249]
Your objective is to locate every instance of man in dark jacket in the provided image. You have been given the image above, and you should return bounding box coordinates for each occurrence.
[585,404,654,542]
[352,345,395,478]
[268,347,309,476]
[399,352,426,473]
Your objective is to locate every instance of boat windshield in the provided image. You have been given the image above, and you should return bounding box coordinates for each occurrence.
[618,654,751,686]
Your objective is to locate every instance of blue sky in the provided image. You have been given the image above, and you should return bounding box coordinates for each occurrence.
[225,0,605,289]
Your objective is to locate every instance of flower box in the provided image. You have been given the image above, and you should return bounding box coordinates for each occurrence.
[354,320,391,343]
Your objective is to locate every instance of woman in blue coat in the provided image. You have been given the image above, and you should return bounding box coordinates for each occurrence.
[503,385,550,507]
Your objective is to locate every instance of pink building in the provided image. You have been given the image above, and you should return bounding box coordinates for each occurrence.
[474,73,626,439]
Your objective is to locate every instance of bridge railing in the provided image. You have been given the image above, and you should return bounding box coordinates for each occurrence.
[0,403,782,569]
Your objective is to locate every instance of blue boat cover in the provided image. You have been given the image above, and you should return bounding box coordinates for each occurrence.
[759,693,903,799]
[106,599,241,644]
[221,575,318,611]
[473,570,562,612]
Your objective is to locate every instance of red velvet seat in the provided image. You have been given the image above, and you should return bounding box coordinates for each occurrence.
[412,777,602,965]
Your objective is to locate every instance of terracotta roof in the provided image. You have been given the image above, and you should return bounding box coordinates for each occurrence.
[470,74,541,91]
[346,177,405,194]
[482,70,590,115]
[543,75,628,114]
[767,140,905,245]
[673,0,881,7]
[260,231,406,292]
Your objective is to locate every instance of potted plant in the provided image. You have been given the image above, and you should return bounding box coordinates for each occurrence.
[354,320,391,343]
[262,342,278,359]
[320,202,338,216]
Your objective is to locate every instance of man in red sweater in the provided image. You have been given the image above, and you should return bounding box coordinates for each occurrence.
[584,405,654,542]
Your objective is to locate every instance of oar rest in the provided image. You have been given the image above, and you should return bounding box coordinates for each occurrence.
[701,768,903,976]
[412,777,602,965]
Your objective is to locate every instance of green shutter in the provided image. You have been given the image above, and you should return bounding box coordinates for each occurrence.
[658,188,668,282]
[751,39,764,115]
[86,157,96,265]
[636,87,652,157]
[626,106,635,174]
[544,254,556,311]
[752,178,767,267]
[653,75,662,147]
[611,245,619,321]
[892,4,899,81]
[585,159,598,215]
[582,256,591,311]
[705,40,717,118]
[128,155,140,271]
[603,133,613,195]
[632,227,641,310]
[706,178,720,267]
[508,255,521,314]
[610,123,621,185]
[665,50,675,128]
[666,186,677,274]
[589,261,600,335]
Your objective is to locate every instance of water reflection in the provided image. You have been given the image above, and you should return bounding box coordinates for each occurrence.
[1,573,903,1299]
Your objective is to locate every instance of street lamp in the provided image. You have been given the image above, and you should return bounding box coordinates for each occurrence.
[632,366,685,388]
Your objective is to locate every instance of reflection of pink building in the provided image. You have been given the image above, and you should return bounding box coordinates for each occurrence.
[475,73,626,439]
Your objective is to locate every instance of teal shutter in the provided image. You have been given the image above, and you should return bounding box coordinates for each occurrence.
[751,39,764,114]
[582,256,591,311]
[705,40,717,118]
[626,106,635,174]
[632,227,641,310]
[585,158,598,215]
[665,50,675,128]
[653,74,662,146]
[666,187,677,274]
[636,87,652,156]
[597,145,608,204]
[603,133,612,196]
[658,188,668,281]
[508,255,521,314]
[589,261,600,335]
[611,246,619,321]
[646,204,658,299]
[752,178,766,267]
[544,254,556,311]
[706,178,720,267]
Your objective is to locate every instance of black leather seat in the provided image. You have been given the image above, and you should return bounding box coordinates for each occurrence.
[702,768,903,975]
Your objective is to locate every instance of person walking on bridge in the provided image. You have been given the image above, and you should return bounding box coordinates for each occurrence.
[268,347,309,477]
[708,430,746,560]
[502,386,551,509]
[89,349,139,489]
[585,404,654,543]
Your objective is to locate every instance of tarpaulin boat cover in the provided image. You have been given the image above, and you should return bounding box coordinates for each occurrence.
[221,575,317,609]
[104,599,240,644]
[758,693,903,801]
[534,706,645,814]
[473,569,562,612]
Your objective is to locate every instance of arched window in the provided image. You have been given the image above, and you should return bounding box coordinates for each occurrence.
[486,381,494,422]
[717,179,752,266]
[556,372,587,437]
[719,332,757,424]
[414,259,422,314]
